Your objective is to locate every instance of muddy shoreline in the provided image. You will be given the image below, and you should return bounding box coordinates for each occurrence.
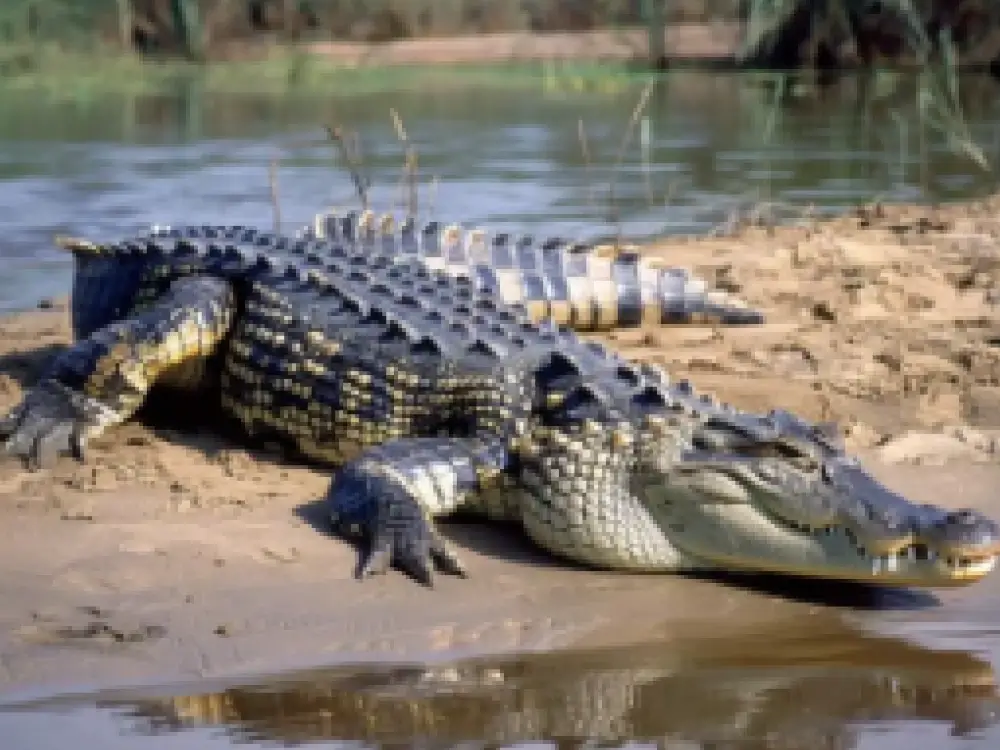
[2,195,1000,700]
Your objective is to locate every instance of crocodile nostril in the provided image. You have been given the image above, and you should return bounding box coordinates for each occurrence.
[946,510,978,525]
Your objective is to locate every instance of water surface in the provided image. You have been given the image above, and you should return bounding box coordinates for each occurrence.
[2,616,998,749]
[1,70,998,313]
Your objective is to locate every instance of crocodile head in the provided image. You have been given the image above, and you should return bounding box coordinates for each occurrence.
[534,366,1000,588]
[646,432,1000,588]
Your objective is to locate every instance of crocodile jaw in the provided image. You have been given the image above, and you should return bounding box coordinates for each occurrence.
[672,503,997,587]
[643,460,1000,588]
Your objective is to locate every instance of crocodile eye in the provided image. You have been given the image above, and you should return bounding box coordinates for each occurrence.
[755,461,779,483]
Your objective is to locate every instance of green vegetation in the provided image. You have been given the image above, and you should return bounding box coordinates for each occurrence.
[2,1,999,89]
[0,45,648,97]
[739,0,1000,69]
[0,0,738,59]
[0,0,672,94]
[738,1,997,172]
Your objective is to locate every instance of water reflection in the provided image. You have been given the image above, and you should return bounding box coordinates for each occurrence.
[60,619,998,748]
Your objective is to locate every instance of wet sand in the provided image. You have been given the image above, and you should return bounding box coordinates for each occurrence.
[1,195,1000,701]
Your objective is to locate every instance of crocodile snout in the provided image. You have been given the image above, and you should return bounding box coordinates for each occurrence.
[924,509,1000,559]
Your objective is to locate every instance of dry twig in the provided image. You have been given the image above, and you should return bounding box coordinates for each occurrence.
[268,156,281,233]
[390,108,419,219]
[324,124,369,210]
[607,79,655,249]
[577,118,594,212]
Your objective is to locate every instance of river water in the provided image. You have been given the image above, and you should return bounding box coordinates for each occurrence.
[1,68,1000,748]
[1,70,999,314]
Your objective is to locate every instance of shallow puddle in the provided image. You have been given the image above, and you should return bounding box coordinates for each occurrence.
[2,616,998,749]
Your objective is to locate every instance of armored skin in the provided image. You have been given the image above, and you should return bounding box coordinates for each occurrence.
[1,211,998,588]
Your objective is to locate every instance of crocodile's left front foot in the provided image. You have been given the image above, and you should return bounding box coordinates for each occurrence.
[0,380,115,470]
[326,457,471,587]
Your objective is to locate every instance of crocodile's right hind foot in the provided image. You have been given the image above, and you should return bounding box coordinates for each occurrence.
[0,380,116,470]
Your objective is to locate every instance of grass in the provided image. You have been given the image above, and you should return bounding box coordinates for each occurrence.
[738,0,1000,68]
[0,43,646,97]
[734,0,995,177]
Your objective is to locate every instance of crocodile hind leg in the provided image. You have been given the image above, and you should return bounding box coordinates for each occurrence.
[1,276,235,469]
[325,437,514,586]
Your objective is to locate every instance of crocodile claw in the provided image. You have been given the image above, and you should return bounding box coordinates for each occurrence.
[357,523,467,586]
[0,381,110,471]
[328,468,468,587]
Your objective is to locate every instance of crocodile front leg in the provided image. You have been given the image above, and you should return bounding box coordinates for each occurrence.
[1,276,235,469]
[325,437,514,586]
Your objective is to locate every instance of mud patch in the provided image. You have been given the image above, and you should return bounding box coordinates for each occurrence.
[15,607,167,647]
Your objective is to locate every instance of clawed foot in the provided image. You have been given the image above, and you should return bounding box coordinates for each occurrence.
[0,380,113,470]
[327,467,467,587]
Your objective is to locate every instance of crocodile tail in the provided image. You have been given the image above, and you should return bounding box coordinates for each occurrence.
[644,259,764,327]
[529,247,765,331]
[302,210,765,329]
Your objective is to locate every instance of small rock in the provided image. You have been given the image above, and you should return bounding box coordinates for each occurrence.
[844,421,884,450]
[948,426,999,455]
[878,431,979,465]
[173,497,193,513]
[810,301,837,322]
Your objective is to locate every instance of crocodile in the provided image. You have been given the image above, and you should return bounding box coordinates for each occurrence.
[1,210,997,588]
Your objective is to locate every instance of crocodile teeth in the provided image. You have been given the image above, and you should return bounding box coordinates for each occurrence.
[871,554,899,574]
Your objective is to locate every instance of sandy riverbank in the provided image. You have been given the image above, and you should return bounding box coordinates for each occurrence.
[295,25,742,66]
[1,195,1000,700]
